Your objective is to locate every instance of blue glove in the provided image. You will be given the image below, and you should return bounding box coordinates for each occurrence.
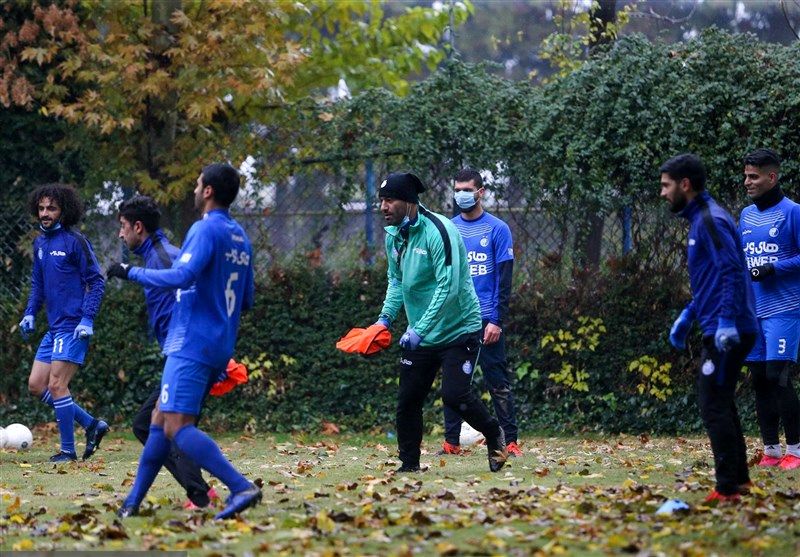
[375,317,391,329]
[74,318,94,340]
[19,315,35,340]
[669,309,693,350]
[714,317,739,352]
[399,328,422,350]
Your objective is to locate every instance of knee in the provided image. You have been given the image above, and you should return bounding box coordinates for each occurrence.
[441,387,470,412]
[28,379,45,397]
[132,415,150,443]
[47,377,69,398]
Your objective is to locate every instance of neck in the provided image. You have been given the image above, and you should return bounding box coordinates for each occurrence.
[461,204,484,220]
[753,184,783,211]
[203,201,227,215]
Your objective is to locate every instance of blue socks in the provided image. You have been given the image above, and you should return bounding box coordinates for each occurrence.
[52,396,76,454]
[173,425,251,494]
[41,389,95,429]
[124,425,171,508]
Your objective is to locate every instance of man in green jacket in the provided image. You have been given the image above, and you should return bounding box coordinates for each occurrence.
[375,172,507,473]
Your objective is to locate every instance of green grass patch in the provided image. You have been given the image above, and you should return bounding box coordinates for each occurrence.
[2,428,799,555]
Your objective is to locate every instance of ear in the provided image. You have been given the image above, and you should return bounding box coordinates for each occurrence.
[679,177,693,193]
[133,220,145,235]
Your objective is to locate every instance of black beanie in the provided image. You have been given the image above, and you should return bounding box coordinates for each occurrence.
[378,172,425,204]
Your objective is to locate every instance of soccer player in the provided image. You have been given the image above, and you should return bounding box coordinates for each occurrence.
[661,154,757,503]
[109,163,260,520]
[439,168,521,457]
[375,172,507,473]
[738,148,800,470]
[112,195,217,508]
[19,184,108,462]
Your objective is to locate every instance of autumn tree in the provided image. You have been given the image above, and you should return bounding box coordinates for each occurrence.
[0,0,470,221]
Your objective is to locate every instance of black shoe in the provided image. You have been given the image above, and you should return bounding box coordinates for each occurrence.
[117,505,139,518]
[49,451,78,463]
[83,419,110,460]
[395,463,421,473]
[214,484,262,520]
[486,427,508,473]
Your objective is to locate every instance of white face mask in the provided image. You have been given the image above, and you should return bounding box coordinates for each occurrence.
[454,190,477,211]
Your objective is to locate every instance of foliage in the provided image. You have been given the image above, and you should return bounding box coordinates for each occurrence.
[0,0,470,200]
[629,355,674,401]
[540,316,606,392]
[2,433,799,554]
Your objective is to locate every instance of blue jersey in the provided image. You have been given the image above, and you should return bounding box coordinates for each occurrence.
[25,226,105,333]
[134,229,181,348]
[128,210,254,370]
[739,197,800,318]
[679,192,757,336]
[452,211,514,324]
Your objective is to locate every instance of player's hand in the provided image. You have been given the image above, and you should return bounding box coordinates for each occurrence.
[19,315,35,341]
[74,318,94,340]
[483,323,502,345]
[399,328,422,350]
[714,318,739,353]
[106,262,130,280]
[750,263,775,282]
[375,317,391,330]
[669,309,692,350]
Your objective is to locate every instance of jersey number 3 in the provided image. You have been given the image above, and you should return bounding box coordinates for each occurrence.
[225,272,239,317]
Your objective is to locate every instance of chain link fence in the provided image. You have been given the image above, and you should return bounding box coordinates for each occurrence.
[0,172,697,327]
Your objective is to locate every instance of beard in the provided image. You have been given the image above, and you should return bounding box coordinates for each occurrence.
[669,195,688,213]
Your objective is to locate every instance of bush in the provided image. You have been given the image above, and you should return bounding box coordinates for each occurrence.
[0,257,760,435]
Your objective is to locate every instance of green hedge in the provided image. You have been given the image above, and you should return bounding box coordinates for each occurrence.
[0,260,759,435]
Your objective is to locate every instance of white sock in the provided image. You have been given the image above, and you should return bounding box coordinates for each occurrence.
[764,444,782,458]
[786,443,800,458]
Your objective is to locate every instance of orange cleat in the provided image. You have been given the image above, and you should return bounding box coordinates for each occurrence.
[758,454,783,467]
[506,441,523,457]
[779,454,800,470]
[183,487,220,510]
[437,441,463,455]
[704,489,741,504]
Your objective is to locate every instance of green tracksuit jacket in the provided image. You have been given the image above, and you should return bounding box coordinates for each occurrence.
[379,205,482,347]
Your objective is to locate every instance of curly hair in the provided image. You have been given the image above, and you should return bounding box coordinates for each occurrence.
[28,183,84,227]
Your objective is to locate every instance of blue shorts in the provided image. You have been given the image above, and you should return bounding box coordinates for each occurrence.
[34,330,89,365]
[158,356,215,416]
[746,315,800,362]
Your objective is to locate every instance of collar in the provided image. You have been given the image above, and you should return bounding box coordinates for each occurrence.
[678,191,712,221]
[203,208,229,219]
[133,229,165,256]
[753,185,784,211]
[39,222,63,235]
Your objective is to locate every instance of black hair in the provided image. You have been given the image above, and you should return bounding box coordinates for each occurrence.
[744,148,781,170]
[659,153,706,192]
[454,168,483,189]
[28,183,84,227]
[201,163,240,207]
[118,195,161,233]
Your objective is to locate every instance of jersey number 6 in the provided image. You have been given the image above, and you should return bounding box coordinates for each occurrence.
[225,272,239,317]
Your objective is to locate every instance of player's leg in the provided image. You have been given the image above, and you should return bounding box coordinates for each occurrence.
[29,332,53,403]
[440,405,463,454]
[396,348,439,471]
[764,316,800,469]
[157,357,259,519]
[47,356,80,461]
[132,384,212,506]
[747,320,781,464]
[697,334,755,498]
[440,332,506,472]
[481,331,520,455]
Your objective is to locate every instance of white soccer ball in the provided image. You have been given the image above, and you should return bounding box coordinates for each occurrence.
[459,422,485,446]
[0,427,6,448]
[4,424,33,450]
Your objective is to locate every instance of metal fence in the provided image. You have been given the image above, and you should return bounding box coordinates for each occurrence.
[0,174,689,327]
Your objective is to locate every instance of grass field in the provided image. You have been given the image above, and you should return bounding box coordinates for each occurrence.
[2,427,800,556]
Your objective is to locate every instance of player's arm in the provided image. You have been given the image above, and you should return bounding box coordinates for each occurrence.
[242,253,255,312]
[772,205,800,275]
[129,224,212,289]
[702,215,745,321]
[378,236,403,326]
[412,230,455,339]
[24,240,44,318]
[490,223,514,328]
[77,237,106,322]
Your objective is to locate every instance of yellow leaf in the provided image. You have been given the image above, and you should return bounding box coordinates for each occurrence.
[12,539,34,551]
